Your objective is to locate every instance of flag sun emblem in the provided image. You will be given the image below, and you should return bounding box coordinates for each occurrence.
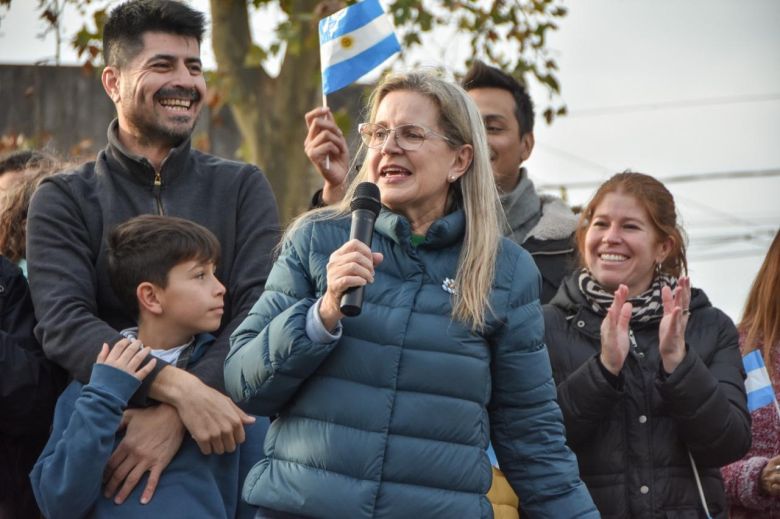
[340,36,354,49]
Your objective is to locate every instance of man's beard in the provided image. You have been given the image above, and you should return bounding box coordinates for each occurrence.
[131,111,198,149]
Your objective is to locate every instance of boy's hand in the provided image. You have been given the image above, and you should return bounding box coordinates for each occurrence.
[97,339,157,381]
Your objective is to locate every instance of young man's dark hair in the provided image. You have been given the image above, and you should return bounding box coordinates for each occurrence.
[0,150,54,175]
[461,60,535,136]
[107,215,220,317]
[102,0,206,67]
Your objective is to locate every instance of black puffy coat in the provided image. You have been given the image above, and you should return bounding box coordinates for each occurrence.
[0,257,65,519]
[544,273,751,518]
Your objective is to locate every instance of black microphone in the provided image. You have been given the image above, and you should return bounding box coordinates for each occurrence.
[340,182,381,317]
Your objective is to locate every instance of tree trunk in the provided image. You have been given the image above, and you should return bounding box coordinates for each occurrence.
[210,0,324,223]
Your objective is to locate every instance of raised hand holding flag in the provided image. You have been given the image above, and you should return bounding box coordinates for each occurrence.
[319,0,401,95]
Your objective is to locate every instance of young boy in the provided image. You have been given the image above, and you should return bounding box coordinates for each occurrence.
[30,215,265,519]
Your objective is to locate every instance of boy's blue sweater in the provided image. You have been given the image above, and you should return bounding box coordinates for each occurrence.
[30,336,266,519]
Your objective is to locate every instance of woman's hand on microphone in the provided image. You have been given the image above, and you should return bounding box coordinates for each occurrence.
[320,239,383,330]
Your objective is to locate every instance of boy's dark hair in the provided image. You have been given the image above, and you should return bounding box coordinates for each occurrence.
[107,215,220,317]
[461,60,535,136]
[103,0,206,68]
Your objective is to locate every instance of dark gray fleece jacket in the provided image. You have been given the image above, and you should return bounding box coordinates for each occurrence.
[26,120,280,402]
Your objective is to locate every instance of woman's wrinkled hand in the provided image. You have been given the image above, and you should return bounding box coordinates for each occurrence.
[319,239,383,330]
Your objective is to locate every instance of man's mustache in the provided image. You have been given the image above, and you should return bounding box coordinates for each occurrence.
[154,87,201,102]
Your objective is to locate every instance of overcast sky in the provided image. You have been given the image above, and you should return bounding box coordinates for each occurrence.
[1,0,778,322]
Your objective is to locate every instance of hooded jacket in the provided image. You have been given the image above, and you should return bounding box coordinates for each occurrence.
[225,208,598,519]
[544,272,751,518]
[26,120,280,402]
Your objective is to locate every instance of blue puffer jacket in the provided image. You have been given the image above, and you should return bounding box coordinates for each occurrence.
[225,208,597,519]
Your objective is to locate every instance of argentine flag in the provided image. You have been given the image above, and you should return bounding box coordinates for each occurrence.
[319,0,401,95]
[743,349,778,413]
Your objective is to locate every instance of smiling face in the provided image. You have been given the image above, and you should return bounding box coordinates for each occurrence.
[584,192,672,297]
[366,90,472,233]
[467,87,533,193]
[106,31,205,149]
[155,259,225,339]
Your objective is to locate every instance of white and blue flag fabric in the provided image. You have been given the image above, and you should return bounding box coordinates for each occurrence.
[319,0,401,95]
[743,349,777,413]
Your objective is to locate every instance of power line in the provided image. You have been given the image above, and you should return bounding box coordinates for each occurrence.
[533,142,613,175]
[537,168,780,191]
[691,248,772,262]
[566,93,780,118]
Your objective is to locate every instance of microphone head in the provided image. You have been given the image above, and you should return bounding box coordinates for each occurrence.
[350,182,381,216]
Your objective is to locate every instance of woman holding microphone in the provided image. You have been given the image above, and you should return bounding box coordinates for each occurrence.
[225,71,596,518]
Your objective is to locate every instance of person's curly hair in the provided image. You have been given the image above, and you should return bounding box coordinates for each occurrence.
[0,158,61,263]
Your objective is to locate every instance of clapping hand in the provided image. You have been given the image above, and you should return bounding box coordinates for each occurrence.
[658,276,691,374]
[599,284,633,376]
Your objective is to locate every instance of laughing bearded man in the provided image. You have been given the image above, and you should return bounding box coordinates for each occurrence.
[26,0,279,507]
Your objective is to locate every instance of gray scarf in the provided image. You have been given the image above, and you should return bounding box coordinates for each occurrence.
[499,169,542,244]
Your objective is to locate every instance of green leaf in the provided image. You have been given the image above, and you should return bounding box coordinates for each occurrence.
[244,44,267,67]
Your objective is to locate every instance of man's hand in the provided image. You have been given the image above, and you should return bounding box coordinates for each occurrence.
[304,106,350,205]
[103,403,184,505]
[150,366,255,456]
[173,373,256,455]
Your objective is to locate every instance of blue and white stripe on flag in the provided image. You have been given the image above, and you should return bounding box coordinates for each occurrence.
[743,349,776,413]
[486,442,499,468]
[319,0,401,95]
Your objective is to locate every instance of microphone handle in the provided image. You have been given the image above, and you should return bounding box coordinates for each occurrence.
[340,209,376,316]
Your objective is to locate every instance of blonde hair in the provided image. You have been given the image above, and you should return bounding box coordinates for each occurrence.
[302,71,502,329]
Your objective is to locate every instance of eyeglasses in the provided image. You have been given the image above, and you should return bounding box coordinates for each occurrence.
[358,122,454,151]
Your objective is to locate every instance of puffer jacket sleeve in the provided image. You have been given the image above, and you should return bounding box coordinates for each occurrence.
[225,221,340,416]
[553,346,624,449]
[656,309,751,468]
[489,253,598,518]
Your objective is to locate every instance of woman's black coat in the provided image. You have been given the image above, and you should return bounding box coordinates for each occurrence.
[0,257,65,518]
[544,273,751,518]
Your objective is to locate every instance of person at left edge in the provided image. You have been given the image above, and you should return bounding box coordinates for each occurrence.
[225,71,597,518]
[25,0,280,506]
